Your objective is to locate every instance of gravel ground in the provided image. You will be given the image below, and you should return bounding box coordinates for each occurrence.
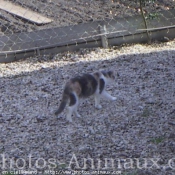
[0,40,175,174]
[0,0,175,34]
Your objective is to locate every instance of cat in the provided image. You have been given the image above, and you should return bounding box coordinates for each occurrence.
[55,70,116,122]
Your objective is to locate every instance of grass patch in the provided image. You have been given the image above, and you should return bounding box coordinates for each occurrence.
[2,173,14,175]
[141,107,151,117]
[150,137,164,144]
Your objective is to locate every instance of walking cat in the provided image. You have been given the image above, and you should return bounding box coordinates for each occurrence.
[55,70,116,122]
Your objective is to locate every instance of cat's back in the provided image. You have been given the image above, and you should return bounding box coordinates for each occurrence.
[70,73,98,97]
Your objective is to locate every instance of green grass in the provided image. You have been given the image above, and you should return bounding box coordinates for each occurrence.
[146,12,160,20]
[57,163,67,169]
[141,107,151,117]
[150,137,164,144]
[2,173,14,175]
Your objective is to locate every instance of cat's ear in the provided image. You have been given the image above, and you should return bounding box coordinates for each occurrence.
[108,70,114,76]
[108,70,115,80]
[101,70,107,77]
[94,71,101,79]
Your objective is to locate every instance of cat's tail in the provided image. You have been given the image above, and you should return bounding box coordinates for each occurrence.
[55,87,70,115]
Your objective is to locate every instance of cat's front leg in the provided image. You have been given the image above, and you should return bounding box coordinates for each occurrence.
[74,109,81,118]
[101,91,116,101]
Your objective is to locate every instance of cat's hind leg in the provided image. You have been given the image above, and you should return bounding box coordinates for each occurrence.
[94,94,102,109]
[66,92,80,122]
[73,97,81,118]
[67,106,74,122]
[66,93,76,122]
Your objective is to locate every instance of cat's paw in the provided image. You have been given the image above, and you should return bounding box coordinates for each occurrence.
[95,104,102,109]
[111,97,117,101]
[66,115,73,123]
[75,113,81,118]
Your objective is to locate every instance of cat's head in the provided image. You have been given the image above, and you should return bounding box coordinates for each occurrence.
[101,70,115,84]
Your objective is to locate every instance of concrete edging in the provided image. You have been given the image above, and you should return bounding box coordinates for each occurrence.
[0,9,175,63]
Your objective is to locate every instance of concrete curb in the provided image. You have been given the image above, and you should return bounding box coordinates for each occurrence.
[0,9,175,63]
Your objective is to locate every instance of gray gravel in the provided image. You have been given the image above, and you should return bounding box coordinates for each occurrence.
[0,41,175,175]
